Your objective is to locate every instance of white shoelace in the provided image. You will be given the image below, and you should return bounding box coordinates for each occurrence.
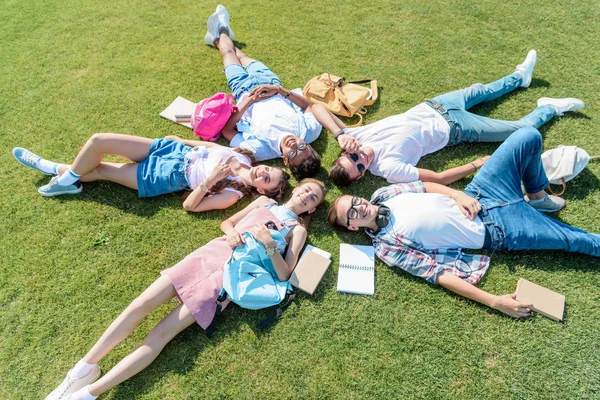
[21,150,40,166]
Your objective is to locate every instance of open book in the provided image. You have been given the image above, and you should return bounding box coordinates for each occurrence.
[337,244,375,295]
[288,245,331,295]
[515,278,565,322]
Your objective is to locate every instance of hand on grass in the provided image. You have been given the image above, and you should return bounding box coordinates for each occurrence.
[492,293,532,318]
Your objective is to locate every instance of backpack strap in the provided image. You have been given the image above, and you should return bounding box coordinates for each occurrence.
[205,289,229,338]
[257,289,296,330]
[546,179,566,196]
[348,79,378,106]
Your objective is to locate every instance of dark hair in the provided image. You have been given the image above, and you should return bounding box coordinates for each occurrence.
[328,159,353,186]
[326,197,344,229]
[289,148,321,179]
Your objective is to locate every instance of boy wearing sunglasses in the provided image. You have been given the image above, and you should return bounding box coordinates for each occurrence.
[326,127,600,319]
[328,50,584,189]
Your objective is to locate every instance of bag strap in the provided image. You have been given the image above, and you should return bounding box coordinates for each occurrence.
[546,178,566,196]
[205,289,229,338]
[257,289,296,330]
[345,113,363,128]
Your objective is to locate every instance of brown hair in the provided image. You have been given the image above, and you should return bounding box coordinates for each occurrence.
[291,178,327,229]
[328,159,353,187]
[326,197,344,229]
[289,148,321,179]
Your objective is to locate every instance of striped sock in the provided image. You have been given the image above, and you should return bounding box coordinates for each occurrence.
[56,168,81,186]
[37,159,60,175]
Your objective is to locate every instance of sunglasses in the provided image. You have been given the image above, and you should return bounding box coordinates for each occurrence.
[349,153,365,174]
[286,141,308,159]
[346,195,363,226]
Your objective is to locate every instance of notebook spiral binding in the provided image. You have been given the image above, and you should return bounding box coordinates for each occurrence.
[340,264,374,271]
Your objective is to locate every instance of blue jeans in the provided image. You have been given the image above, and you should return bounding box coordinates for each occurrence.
[464,127,600,256]
[431,72,556,144]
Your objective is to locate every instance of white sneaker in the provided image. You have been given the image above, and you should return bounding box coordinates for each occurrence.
[204,10,220,47]
[215,5,234,40]
[514,50,537,88]
[45,366,101,400]
[537,97,585,116]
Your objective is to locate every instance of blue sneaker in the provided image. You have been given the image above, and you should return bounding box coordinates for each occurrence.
[12,147,52,175]
[38,176,83,197]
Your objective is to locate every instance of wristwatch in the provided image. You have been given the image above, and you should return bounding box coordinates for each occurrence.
[265,246,276,256]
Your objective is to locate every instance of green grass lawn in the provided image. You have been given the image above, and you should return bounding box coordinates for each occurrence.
[1,0,600,398]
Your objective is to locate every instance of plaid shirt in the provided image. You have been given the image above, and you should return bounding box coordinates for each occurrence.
[365,181,490,285]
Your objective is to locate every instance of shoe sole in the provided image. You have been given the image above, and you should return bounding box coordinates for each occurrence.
[12,148,52,175]
[38,185,83,197]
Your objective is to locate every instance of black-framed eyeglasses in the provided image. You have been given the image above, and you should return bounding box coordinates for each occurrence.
[349,153,365,174]
[346,195,363,227]
[286,142,308,159]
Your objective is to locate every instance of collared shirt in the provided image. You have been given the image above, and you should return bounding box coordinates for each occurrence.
[365,181,490,285]
[229,89,322,161]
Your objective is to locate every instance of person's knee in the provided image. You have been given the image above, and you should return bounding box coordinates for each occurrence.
[128,294,158,319]
[144,321,176,350]
[219,46,236,57]
[515,126,542,143]
[87,133,111,150]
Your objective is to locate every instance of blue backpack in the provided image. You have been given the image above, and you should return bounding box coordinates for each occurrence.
[205,228,295,337]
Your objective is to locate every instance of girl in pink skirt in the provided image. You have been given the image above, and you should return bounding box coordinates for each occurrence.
[44,178,326,400]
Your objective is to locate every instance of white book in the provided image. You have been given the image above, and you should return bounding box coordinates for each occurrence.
[159,96,196,129]
[337,243,375,295]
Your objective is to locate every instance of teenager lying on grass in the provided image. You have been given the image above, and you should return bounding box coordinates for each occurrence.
[203,5,348,179]
[327,127,599,318]
[44,178,326,400]
[13,134,289,212]
[326,50,584,195]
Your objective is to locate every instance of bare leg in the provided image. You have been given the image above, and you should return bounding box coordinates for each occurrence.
[234,48,257,68]
[59,162,139,190]
[215,30,241,68]
[68,133,153,177]
[82,275,177,364]
[88,303,196,396]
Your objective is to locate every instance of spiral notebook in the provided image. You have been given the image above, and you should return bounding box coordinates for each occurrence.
[337,244,375,295]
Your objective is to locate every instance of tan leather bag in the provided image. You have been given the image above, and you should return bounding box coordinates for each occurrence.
[302,73,378,127]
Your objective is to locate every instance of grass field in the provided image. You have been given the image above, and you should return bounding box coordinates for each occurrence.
[1,0,600,399]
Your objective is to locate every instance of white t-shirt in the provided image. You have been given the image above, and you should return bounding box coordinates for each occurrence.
[229,90,322,161]
[345,103,451,183]
[382,192,485,249]
[185,146,251,198]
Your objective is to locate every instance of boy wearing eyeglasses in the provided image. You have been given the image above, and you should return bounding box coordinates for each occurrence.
[327,50,584,193]
[326,127,600,319]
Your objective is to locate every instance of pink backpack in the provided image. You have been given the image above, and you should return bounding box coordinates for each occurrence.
[191,92,237,141]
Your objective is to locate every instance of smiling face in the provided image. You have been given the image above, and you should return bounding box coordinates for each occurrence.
[281,135,313,167]
[335,149,372,181]
[248,165,285,193]
[333,194,378,230]
[289,181,325,214]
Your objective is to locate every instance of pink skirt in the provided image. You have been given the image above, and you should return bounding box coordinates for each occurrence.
[161,203,282,329]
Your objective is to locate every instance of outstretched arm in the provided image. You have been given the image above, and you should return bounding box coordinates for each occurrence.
[308,104,362,153]
[417,156,490,185]
[165,136,222,149]
[437,271,532,318]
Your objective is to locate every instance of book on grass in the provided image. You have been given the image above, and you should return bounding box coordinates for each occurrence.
[159,96,196,129]
[515,278,565,322]
[337,243,375,295]
[289,245,331,295]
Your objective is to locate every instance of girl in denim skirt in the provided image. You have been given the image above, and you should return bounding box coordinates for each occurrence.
[13,133,290,212]
[43,179,326,400]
